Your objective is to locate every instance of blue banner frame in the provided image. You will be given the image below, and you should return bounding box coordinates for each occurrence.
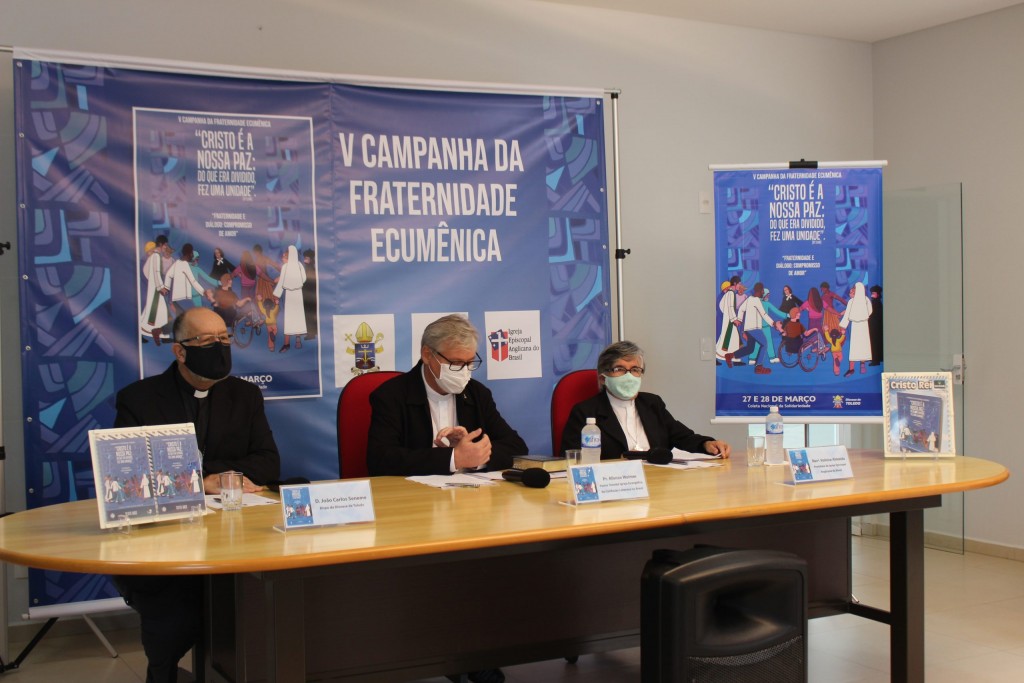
[14,58,611,609]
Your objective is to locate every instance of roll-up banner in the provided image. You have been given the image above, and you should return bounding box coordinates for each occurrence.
[14,53,611,609]
[712,165,883,420]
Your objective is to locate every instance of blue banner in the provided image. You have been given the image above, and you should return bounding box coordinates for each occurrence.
[14,58,611,609]
[713,168,883,418]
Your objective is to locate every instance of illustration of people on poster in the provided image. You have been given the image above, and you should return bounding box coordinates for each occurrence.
[134,109,321,398]
[713,166,883,418]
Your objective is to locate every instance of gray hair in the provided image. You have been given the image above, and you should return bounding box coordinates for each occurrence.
[597,340,645,375]
[421,314,478,352]
[172,311,191,342]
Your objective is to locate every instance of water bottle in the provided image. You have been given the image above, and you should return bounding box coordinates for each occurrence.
[581,417,602,464]
[766,405,785,465]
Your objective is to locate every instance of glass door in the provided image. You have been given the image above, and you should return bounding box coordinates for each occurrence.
[881,183,965,552]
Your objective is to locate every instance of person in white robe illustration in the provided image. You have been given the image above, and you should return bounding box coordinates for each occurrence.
[273,245,307,352]
[715,278,741,366]
[139,239,170,345]
[839,282,873,377]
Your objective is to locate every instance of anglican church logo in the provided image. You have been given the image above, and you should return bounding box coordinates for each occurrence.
[483,310,542,380]
[488,328,510,362]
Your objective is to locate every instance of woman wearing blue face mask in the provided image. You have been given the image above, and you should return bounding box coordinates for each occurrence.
[561,341,732,459]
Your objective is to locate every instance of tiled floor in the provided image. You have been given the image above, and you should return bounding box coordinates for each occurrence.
[6,537,1024,681]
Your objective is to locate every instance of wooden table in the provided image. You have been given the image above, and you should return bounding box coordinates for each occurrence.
[0,451,1007,683]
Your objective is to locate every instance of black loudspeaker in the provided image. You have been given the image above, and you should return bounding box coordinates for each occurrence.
[641,546,808,682]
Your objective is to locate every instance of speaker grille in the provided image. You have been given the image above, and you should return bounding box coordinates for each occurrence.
[687,635,804,682]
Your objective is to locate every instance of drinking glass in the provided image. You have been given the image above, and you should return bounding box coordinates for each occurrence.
[746,436,766,467]
[219,471,244,511]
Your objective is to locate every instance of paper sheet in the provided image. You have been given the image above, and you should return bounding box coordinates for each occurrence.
[206,492,280,509]
[655,460,724,470]
[671,448,724,461]
[407,473,498,489]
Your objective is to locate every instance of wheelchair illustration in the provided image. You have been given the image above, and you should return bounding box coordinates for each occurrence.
[777,329,829,371]
[229,302,265,349]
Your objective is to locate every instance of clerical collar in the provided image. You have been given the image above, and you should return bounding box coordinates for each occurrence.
[173,365,209,400]
[606,390,636,406]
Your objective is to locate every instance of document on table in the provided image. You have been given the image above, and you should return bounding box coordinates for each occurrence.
[656,460,723,470]
[650,449,725,470]
[407,473,498,489]
[671,448,723,461]
[206,493,281,509]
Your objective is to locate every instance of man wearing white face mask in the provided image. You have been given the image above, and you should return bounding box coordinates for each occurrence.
[561,341,732,459]
[367,314,528,476]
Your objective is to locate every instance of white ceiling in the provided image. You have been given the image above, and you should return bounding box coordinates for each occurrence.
[537,0,1024,42]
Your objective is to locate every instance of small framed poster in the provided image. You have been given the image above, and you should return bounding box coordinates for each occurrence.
[881,372,957,458]
[89,423,206,529]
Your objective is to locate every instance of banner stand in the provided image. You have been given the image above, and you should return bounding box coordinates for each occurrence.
[709,160,887,422]
[0,599,129,672]
[12,50,616,621]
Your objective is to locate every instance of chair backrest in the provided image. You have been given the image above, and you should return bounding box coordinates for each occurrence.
[550,369,600,457]
[337,371,402,479]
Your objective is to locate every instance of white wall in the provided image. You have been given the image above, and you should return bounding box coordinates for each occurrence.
[0,0,875,475]
[0,0,875,621]
[874,3,1024,551]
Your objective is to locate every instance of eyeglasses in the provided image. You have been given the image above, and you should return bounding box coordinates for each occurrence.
[606,365,645,377]
[433,349,482,372]
[176,333,233,348]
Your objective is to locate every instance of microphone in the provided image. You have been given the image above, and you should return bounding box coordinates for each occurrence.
[622,447,673,465]
[501,467,551,488]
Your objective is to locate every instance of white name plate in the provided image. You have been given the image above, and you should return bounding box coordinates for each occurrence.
[567,460,649,505]
[785,445,854,484]
[278,480,375,530]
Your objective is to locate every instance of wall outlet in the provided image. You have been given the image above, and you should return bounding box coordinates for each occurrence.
[700,336,715,361]
[698,191,712,214]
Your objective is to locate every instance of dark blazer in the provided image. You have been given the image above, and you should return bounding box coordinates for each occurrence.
[561,390,716,459]
[114,362,281,485]
[367,362,528,476]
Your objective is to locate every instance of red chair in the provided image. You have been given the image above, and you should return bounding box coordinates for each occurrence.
[337,371,401,479]
[550,369,599,457]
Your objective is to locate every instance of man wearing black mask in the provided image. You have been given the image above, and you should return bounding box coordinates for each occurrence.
[112,307,280,683]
